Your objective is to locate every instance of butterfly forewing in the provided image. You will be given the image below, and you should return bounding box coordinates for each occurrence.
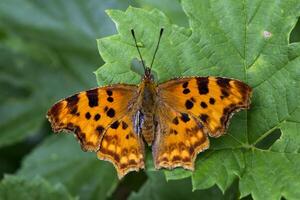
[157,76,252,137]
[47,84,138,151]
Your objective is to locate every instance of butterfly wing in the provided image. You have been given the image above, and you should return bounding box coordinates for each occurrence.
[47,84,145,177]
[97,115,144,178]
[47,84,138,151]
[153,104,209,169]
[157,76,252,137]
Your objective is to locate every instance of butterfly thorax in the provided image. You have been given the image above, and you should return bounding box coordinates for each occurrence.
[134,73,157,146]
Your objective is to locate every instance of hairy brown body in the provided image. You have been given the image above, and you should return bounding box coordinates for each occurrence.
[134,76,157,145]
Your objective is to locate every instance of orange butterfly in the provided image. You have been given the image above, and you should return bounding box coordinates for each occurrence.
[47,29,252,178]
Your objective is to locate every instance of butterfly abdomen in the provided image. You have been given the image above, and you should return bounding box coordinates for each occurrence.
[141,111,155,145]
[135,79,157,146]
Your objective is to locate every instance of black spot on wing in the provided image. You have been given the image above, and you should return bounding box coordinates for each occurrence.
[183,88,190,94]
[106,90,113,96]
[200,114,209,123]
[104,106,108,112]
[86,89,99,107]
[209,97,215,105]
[96,126,104,136]
[180,113,190,123]
[220,89,230,99]
[216,77,231,88]
[200,102,207,108]
[107,97,114,102]
[196,77,209,94]
[66,94,79,115]
[110,121,120,129]
[94,114,101,121]
[182,82,189,88]
[185,99,194,109]
[66,94,79,107]
[85,112,91,119]
[122,121,128,130]
[107,108,115,118]
[172,117,179,125]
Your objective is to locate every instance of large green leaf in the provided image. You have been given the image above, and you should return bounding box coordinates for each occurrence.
[135,0,188,27]
[17,134,118,200]
[0,0,133,147]
[0,175,75,200]
[128,171,238,200]
[0,43,84,147]
[95,1,300,199]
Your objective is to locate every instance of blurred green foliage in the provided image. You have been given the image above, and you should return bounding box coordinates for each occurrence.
[0,0,300,200]
[0,175,75,200]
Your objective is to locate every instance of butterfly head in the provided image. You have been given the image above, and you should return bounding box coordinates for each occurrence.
[131,28,164,82]
[143,67,154,81]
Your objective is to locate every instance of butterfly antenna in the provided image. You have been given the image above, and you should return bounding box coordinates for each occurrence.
[150,28,164,70]
[131,29,146,71]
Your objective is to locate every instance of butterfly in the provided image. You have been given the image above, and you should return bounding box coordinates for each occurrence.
[47,28,252,178]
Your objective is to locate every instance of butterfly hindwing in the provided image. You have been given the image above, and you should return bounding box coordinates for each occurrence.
[158,76,252,137]
[153,105,209,169]
[47,84,138,151]
[97,115,145,178]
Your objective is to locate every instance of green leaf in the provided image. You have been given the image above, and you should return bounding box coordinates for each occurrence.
[128,171,238,200]
[135,0,188,27]
[0,175,75,200]
[17,134,118,200]
[0,44,84,147]
[96,1,300,199]
[0,0,133,147]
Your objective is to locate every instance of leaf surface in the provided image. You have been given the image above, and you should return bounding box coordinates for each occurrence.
[0,0,132,147]
[18,135,119,200]
[95,1,300,199]
[0,175,75,200]
[128,171,236,200]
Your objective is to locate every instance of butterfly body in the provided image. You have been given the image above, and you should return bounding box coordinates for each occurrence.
[134,72,157,145]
